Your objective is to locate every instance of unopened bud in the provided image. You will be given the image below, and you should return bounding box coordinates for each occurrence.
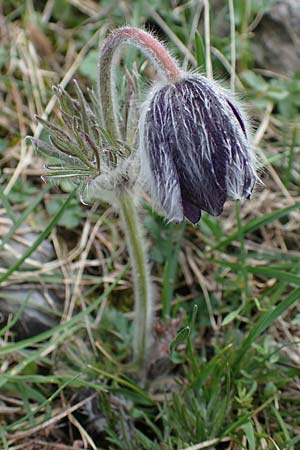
[139,75,257,223]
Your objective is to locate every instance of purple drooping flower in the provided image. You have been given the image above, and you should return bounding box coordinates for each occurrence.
[139,75,257,224]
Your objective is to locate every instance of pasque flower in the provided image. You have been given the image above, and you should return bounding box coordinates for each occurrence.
[29,26,258,374]
[140,75,257,224]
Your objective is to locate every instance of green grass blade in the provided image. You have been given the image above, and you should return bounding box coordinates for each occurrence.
[0,186,16,224]
[235,286,300,366]
[0,190,75,283]
[245,265,300,285]
[0,185,50,251]
[0,293,30,337]
[214,260,300,285]
[271,405,291,442]
[0,426,9,450]
[242,421,256,450]
[195,31,206,68]
[285,435,300,449]
[89,366,153,404]
[284,127,298,186]
[0,268,124,358]
[214,204,300,250]
[6,375,80,433]
[162,223,185,319]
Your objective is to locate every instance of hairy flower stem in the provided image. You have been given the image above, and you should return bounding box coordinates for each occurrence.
[98,28,180,372]
[119,192,152,371]
[98,27,181,139]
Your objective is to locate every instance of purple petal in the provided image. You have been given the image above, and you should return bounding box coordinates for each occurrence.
[242,161,257,198]
[141,75,256,222]
[182,196,202,223]
[141,88,184,222]
[226,97,247,137]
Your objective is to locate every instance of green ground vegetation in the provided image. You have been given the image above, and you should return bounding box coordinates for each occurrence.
[0,0,299,449]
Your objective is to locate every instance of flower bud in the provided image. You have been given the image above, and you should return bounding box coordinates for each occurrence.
[139,75,257,223]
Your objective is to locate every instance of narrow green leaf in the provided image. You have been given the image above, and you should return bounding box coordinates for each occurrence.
[271,405,291,441]
[190,304,198,333]
[0,185,50,251]
[214,204,300,250]
[243,421,256,450]
[222,305,243,326]
[35,115,71,143]
[284,127,298,186]
[213,260,300,286]
[7,375,80,433]
[73,79,90,134]
[169,326,190,356]
[235,286,300,366]
[0,190,76,283]
[0,186,16,224]
[285,434,300,449]
[0,293,30,337]
[245,266,300,285]
[89,367,153,404]
[0,268,123,356]
[193,344,233,390]
[195,31,206,68]
[0,426,9,450]
[162,223,185,319]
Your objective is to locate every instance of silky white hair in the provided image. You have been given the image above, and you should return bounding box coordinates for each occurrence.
[139,74,257,223]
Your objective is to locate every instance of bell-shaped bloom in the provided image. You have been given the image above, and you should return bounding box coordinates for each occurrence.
[139,75,257,223]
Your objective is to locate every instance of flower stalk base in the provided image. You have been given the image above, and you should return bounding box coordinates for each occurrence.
[119,191,152,372]
[98,28,182,373]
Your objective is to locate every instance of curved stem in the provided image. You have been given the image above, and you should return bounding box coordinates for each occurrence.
[98,27,180,372]
[98,27,181,139]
